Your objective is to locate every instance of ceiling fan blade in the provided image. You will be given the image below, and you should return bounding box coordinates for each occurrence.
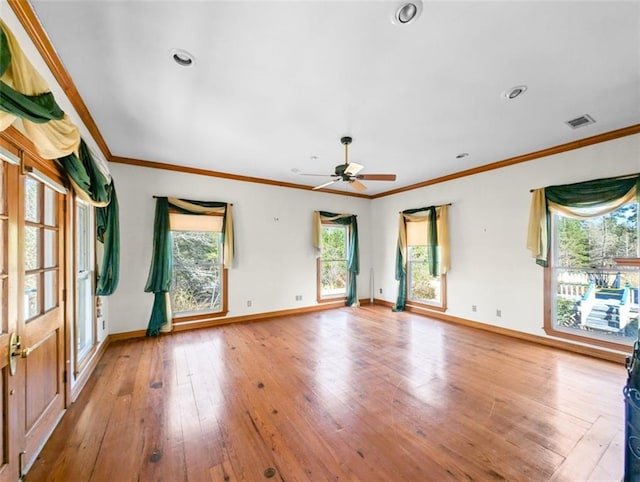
[312,179,340,190]
[356,174,397,181]
[344,162,364,176]
[349,179,367,192]
[299,173,336,177]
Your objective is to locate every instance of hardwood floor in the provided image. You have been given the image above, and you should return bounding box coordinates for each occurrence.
[27,306,626,481]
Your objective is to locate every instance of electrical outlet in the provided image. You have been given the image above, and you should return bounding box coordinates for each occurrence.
[247,300,252,307]
[295,295,302,301]
[472,305,477,312]
[496,309,502,317]
[379,288,383,294]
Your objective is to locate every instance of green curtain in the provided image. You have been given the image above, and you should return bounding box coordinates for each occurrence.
[393,206,437,312]
[144,198,172,336]
[96,186,119,295]
[58,140,111,204]
[0,27,65,123]
[59,140,120,294]
[319,211,359,306]
[531,174,640,267]
[144,197,231,336]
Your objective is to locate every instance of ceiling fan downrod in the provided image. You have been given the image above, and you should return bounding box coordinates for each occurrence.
[341,136,352,165]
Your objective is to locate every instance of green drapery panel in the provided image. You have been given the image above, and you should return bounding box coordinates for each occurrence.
[527,174,640,267]
[145,197,233,336]
[58,140,120,295]
[96,186,120,296]
[317,211,360,307]
[145,198,172,336]
[393,206,437,312]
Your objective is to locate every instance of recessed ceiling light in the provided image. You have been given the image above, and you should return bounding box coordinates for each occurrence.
[503,85,527,100]
[456,152,469,159]
[391,1,423,25]
[171,48,195,67]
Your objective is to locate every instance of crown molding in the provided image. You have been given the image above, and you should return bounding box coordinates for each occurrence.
[10,1,640,200]
[372,123,640,199]
[110,155,373,199]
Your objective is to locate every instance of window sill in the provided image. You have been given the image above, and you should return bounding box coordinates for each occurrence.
[406,301,446,313]
[543,325,634,352]
[173,310,229,325]
[317,296,347,304]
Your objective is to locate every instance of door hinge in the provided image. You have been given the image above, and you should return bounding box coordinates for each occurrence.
[62,288,66,303]
[63,370,67,384]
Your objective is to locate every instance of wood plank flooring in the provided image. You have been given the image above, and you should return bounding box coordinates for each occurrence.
[26,306,626,481]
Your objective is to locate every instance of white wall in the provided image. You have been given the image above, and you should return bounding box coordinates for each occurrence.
[372,134,640,338]
[109,163,372,334]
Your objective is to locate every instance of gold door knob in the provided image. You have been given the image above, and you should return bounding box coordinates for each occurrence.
[21,347,30,358]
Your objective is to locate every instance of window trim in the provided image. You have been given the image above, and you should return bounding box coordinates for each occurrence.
[543,207,637,352]
[316,223,349,303]
[169,210,229,324]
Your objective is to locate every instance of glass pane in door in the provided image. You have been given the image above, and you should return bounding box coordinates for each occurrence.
[24,178,40,223]
[24,273,40,320]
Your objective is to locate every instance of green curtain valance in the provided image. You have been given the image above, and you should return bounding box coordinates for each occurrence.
[145,197,234,336]
[0,26,65,124]
[58,140,112,207]
[527,174,640,267]
[0,20,80,158]
[314,210,359,307]
[0,21,119,296]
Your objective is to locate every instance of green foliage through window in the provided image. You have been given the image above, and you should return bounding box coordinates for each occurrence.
[320,225,347,296]
[171,230,222,314]
[408,245,441,304]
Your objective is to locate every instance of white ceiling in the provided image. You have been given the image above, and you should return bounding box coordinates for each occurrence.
[29,1,640,195]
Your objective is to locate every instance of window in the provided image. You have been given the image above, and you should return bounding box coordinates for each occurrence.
[407,245,445,308]
[547,202,639,348]
[318,224,348,301]
[170,212,227,319]
[76,199,95,363]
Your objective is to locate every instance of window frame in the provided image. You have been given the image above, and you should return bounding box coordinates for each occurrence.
[543,203,639,351]
[74,197,97,371]
[316,222,349,303]
[169,210,228,325]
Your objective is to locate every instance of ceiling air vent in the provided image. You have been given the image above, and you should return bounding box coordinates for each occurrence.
[565,114,595,129]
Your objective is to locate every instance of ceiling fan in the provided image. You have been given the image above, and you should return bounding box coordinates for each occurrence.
[301,137,397,192]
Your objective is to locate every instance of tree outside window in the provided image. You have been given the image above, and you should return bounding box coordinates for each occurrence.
[319,225,348,299]
[170,217,224,315]
[551,203,639,345]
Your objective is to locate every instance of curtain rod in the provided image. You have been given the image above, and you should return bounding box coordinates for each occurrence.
[398,203,452,213]
[152,196,233,206]
[529,172,639,192]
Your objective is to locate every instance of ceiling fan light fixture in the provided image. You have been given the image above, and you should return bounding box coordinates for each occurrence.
[391,1,423,25]
[171,48,195,67]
